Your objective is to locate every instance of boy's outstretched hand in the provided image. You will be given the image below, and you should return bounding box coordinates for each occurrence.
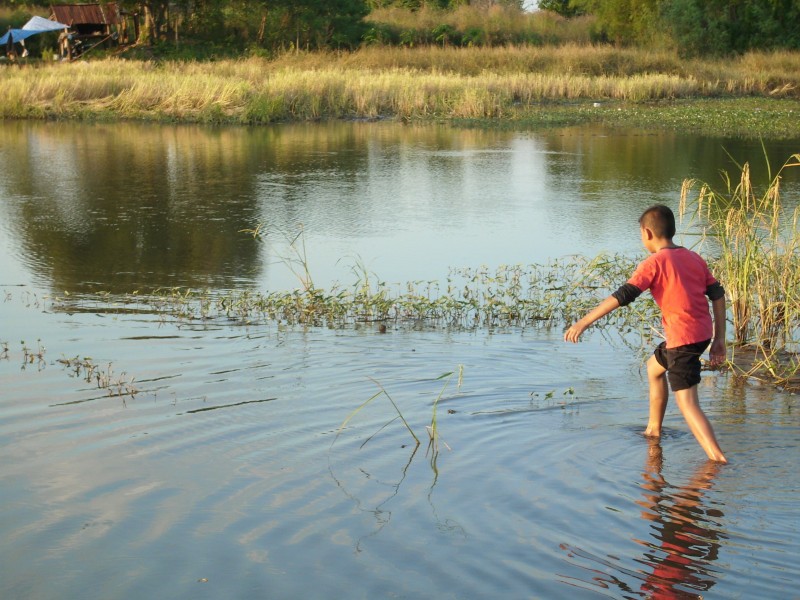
[564,322,585,343]
[563,296,621,343]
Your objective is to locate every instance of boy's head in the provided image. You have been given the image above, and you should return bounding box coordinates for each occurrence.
[639,204,676,240]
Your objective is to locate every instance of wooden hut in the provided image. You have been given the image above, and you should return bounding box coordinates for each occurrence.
[50,3,135,57]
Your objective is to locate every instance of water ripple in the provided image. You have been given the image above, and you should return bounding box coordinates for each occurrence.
[1,318,798,599]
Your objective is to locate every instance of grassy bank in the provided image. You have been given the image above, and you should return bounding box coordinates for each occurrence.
[2,46,800,136]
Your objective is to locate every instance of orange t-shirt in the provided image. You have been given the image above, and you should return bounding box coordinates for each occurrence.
[627,247,717,348]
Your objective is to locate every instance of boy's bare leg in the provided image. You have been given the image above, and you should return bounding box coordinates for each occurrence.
[645,355,668,437]
[674,385,728,463]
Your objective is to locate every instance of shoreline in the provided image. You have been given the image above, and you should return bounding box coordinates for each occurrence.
[3,96,799,139]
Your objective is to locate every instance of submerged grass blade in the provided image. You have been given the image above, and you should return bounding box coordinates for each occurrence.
[332,389,385,448]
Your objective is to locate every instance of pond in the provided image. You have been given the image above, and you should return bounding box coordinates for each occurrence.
[1,120,798,599]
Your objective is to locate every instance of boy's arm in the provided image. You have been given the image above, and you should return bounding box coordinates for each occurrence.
[709,296,727,367]
[564,296,620,343]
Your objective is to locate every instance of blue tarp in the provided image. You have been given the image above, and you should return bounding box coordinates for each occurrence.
[1,29,39,45]
[23,16,68,33]
[2,17,68,46]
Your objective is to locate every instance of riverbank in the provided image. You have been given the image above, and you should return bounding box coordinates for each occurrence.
[2,46,800,137]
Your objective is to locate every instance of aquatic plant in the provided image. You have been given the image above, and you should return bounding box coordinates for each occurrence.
[680,152,800,387]
[242,223,315,292]
[56,355,140,399]
[20,339,46,369]
[425,367,461,457]
[56,253,657,337]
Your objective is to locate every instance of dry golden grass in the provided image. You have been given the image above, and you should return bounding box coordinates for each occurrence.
[1,46,799,122]
[681,154,800,386]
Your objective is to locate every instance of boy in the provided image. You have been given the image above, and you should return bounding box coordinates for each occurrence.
[564,204,728,463]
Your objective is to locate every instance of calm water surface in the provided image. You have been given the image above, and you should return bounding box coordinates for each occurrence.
[1,121,798,599]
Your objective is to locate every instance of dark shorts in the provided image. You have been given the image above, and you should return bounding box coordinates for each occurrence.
[653,339,711,392]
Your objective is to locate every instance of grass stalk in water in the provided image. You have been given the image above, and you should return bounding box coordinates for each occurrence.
[333,367,463,456]
[426,367,462,457]
[334,378,421,449]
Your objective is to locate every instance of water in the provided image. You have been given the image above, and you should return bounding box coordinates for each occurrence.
[1,121,798,599]
[2,120,798,293]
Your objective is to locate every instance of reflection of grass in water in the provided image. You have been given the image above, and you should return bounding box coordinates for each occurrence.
[680,152,800,388]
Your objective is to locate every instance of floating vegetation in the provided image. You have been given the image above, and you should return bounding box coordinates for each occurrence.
[183,397,277,415]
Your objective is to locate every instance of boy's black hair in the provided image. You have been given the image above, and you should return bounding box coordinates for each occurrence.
[639,204,676,239]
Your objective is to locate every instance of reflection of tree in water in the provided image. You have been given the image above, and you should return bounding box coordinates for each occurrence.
[560,440,725,598]
[2,123,264,293]
[1,121,525,294]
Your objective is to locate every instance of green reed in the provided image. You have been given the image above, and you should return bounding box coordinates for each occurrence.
[425,368,461,457]
[335,376,422,449]
[680,153,800,386]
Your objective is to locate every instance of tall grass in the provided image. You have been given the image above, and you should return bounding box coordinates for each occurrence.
[680,153,800,386]
[2,47,800,123]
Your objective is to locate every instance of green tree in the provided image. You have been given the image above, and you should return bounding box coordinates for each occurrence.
[257,0,368,50]
[575,0,800,54]
[537,0,585,16]
[571,0,661,45]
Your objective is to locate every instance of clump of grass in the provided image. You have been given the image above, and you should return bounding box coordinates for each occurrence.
[57,355,139,398]
[335,377,422,449]
[680,152,800,387]
[425,368,460,458]
[242,223,316,292]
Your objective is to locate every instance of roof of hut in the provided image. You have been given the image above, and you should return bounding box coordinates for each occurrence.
[51,3,121,26]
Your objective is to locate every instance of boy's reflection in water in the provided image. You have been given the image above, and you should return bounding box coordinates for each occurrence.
[635,439,725,599]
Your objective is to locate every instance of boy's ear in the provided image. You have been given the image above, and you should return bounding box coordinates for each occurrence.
[642,226,655,241]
